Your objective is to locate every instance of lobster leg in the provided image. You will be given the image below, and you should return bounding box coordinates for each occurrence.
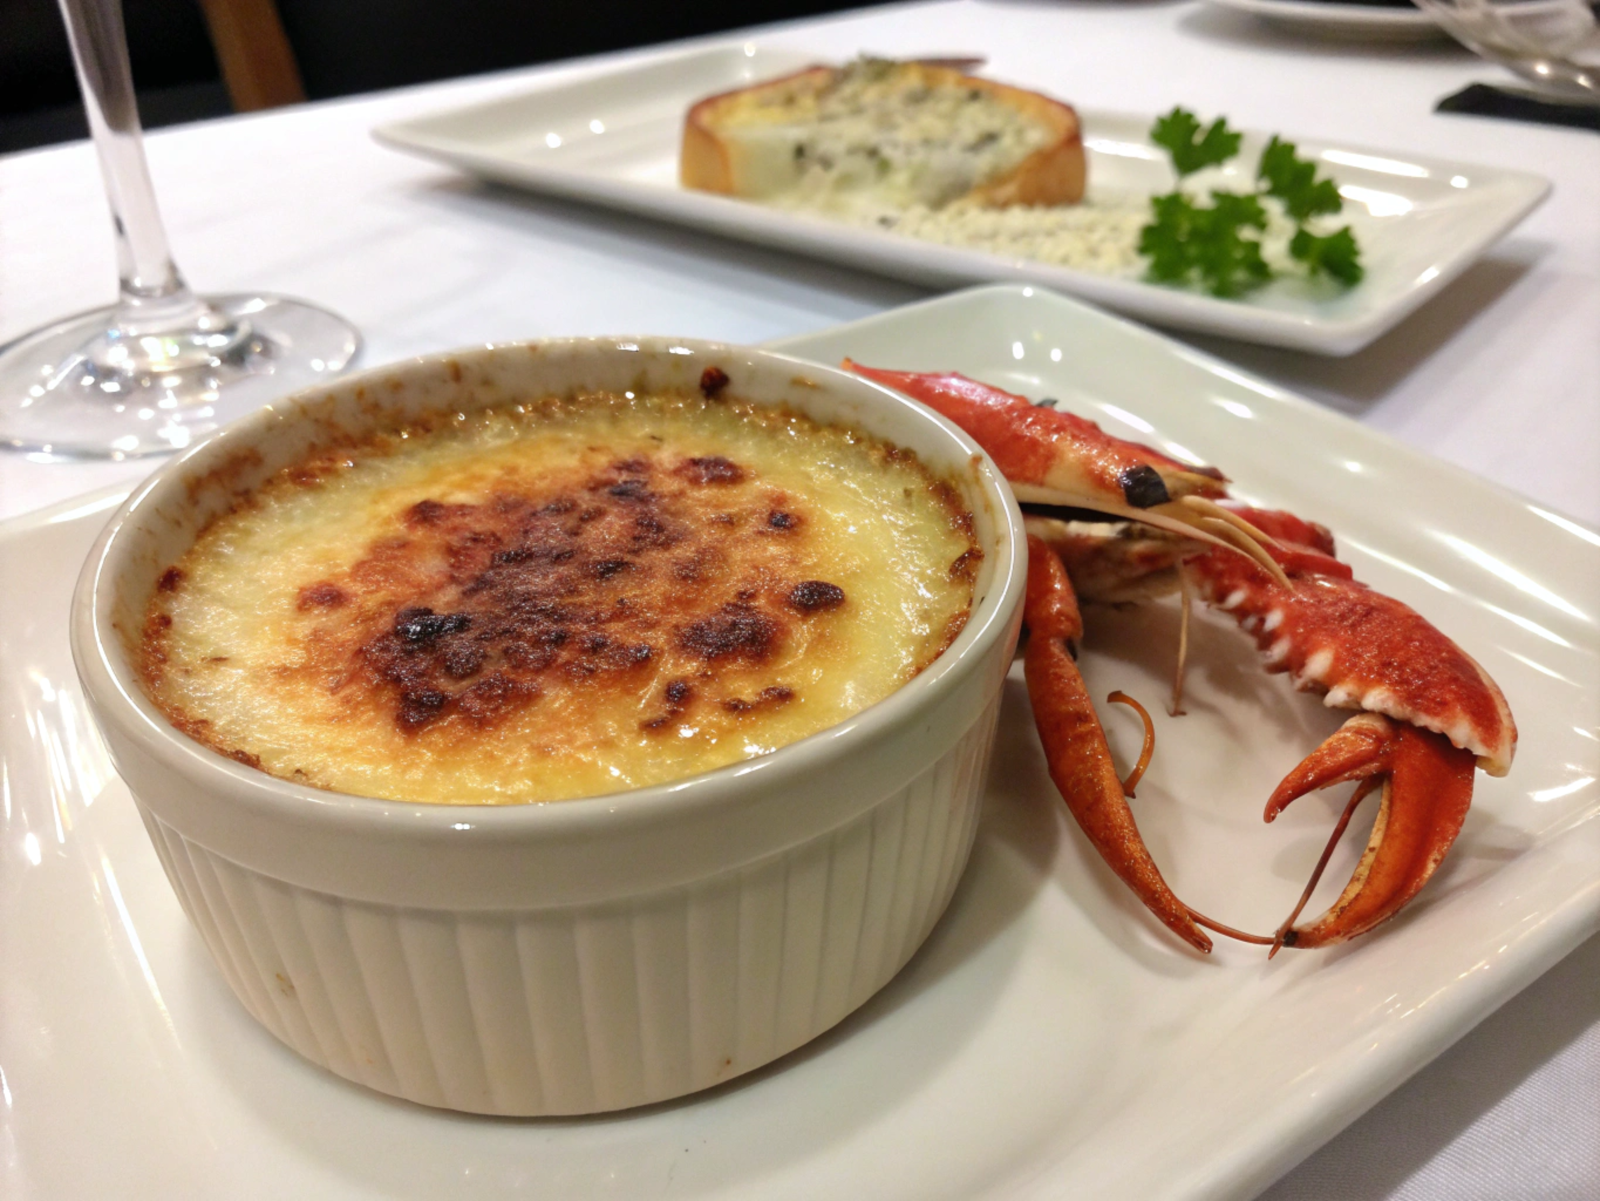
[1267,713,1476,949]
[1023,536,1213,954]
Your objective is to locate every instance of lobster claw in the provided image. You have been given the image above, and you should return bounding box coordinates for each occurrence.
[849,364,1515,956]
[1268,713,1477,950]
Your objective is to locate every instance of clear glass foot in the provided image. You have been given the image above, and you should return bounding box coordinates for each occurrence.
[1415,0,1600,104]
[0,294,360,458]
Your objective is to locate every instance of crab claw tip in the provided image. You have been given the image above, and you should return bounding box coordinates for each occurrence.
[1264,713,1394,823]
[1278,716,1476,949]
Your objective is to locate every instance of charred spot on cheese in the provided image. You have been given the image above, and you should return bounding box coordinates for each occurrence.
[679,602,780,661]
[297,581,348,610]
[949,548,983,582]
[724,686,794,714]
[699,366,731,399]
[642,677,697,731]
[139,388,981,804]
[788,580,846,613]
[406,498,447,526]
[677,455,745,485]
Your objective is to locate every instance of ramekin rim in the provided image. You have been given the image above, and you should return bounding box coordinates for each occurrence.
[72,336,1026,837]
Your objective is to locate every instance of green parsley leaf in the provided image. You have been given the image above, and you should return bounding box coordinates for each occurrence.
[1151,108,1243,180]
[1138,192,1199,282]
[1289,226,1364,285]
[1139,190,1271,297]
[1192,192,1271,297]
[1257,136,1343,224]
[1141,112,1364,299]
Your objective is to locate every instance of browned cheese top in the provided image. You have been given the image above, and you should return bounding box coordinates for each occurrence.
[139,387,981,803]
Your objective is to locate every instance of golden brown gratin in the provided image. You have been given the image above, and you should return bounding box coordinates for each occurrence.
[139,383,981,804]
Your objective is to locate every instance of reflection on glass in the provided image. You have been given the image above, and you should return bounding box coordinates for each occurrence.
[1412,0,1599,101]
[0,0,359,459]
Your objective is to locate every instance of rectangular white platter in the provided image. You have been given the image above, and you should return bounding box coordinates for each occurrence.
[3,285,1597,1200]
[373,42,1550,356]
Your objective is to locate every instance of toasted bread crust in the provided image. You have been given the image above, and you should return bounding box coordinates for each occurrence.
[964,78,1086,207]
[681,65,836,196]
[680,61,1085,208]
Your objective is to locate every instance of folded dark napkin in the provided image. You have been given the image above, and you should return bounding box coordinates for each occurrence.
[1438,83,1600,132]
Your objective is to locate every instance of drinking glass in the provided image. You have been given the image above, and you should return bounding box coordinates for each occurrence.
[0,0,360,459]
[1412,0,1600,102]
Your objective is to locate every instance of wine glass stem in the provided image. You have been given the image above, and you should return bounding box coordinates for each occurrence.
[57,0,213,337]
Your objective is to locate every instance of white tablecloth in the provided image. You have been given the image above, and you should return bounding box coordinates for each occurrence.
[2,2,1596,1195]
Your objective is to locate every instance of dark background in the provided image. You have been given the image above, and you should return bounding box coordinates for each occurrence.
[0,0,885,154]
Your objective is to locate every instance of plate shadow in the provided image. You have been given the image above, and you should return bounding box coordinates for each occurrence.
[1176,247,1544,414]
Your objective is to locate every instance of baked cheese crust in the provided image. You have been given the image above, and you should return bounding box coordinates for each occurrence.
[140,387,980,804]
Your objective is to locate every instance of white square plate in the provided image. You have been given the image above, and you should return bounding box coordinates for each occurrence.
[373,43,1550,355]
[1202,0,1446,42]
[3,286,1596,1200]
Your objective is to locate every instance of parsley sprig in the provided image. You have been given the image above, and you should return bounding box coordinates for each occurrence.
[1139,109,1363,298]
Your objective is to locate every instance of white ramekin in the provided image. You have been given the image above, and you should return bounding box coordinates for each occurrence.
[71,337,1025,1116]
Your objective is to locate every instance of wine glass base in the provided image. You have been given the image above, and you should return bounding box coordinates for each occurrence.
[1494,78,1600,105]
[0,294,360,459]
[1499,70,1600,104]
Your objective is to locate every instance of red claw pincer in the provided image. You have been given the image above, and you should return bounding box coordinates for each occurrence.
[847,364,1517,956]
[1266,714,1476,950]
